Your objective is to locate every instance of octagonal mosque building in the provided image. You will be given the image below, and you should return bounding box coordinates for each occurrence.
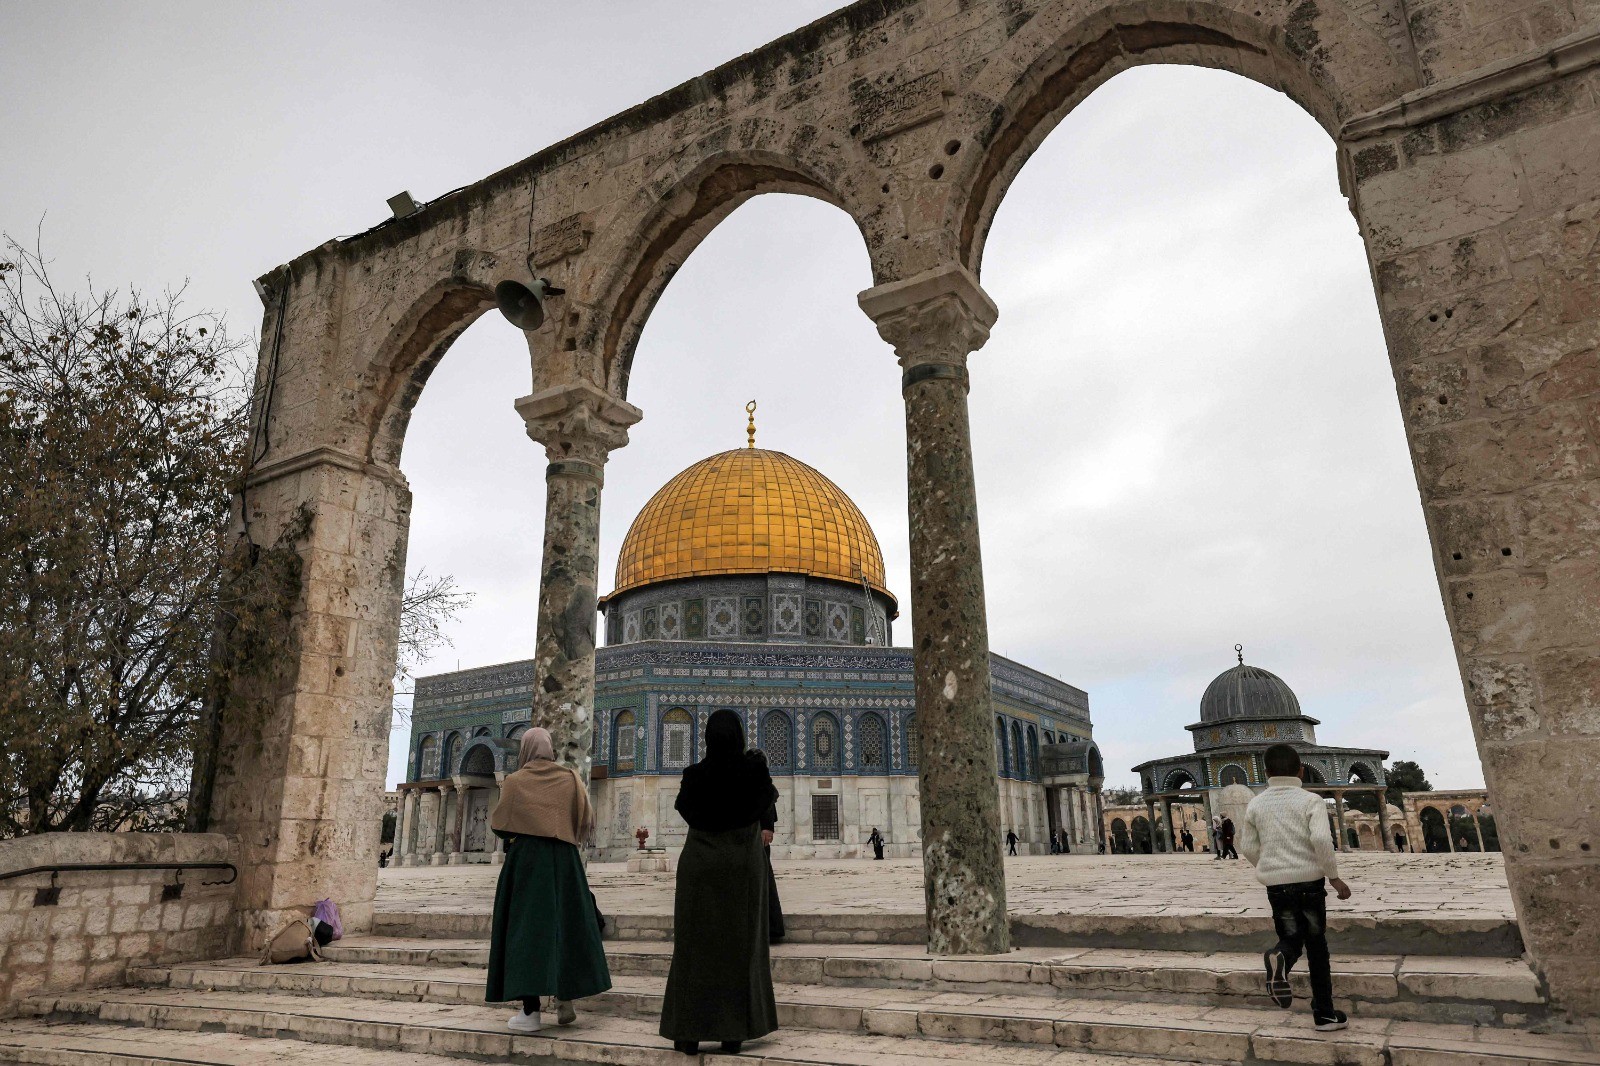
[1133,649,1390,843]
[394,429,1104,863]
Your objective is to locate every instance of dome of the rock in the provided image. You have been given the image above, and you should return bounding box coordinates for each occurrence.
[610,447,891,602]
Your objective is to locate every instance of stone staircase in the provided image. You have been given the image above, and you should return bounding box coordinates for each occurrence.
[1,916,1595,1065]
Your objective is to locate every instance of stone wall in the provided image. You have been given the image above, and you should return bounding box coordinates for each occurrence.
[0,833,236,1016]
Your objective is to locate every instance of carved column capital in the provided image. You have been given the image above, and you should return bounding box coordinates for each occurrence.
[858,263,999,384]
[515,381,643,477]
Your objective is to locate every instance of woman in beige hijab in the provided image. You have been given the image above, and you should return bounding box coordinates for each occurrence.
[485,727,611,1033]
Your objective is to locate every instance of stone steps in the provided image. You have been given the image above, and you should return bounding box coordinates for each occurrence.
[373,908,1524,956]
[11,989,1207,1066]
[320,936,1546,1025]
[0,1019,471,1065]
[91,956,1599,1065]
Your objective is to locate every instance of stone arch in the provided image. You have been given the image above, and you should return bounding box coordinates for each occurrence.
[1348,761,1379,784]
[1303,764,1327,785]
[357,270,506,470]
[660,707,694,771]
[1163,768,1200,792]
[1131,815,1153,853]
[1012,721,1027,780]
[1111,817,1131,853]
[947,0,1417,273]
[996,716,1011,776]
[1218,762,1249,787]
[1026,726,1040,783]
[582,121,896,397]
[1419,805,1450,851]
[459,739,498,777]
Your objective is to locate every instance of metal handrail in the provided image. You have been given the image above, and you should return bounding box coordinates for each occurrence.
[0,861,237,887]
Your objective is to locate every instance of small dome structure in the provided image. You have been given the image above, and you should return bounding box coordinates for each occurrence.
[1198,659,1302,724]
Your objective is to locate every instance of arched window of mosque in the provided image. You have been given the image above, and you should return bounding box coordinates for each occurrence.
[1219,764,1248,787]
[904,713,918,769]
[507,724,527,743]
[662,708,693,771]
[1011,721,1026,780]
[812,713,839,771]
[762,711,791,771]
[995,717,1009,776]
[441,732,462,777]
[1026,726,1040,782]
[417,735,438,779]
[858,713,887,772]
[613,711,636,772]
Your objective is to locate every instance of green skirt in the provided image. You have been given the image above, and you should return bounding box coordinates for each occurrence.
[485,834,612,1004]
[658,822,778,1043]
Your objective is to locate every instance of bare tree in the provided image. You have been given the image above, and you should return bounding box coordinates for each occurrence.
[391,568,474,726]
[0,236,248,835]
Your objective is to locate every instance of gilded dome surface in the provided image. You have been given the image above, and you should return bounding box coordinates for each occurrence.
[1199,662,1303,723]
[611,448,891,600]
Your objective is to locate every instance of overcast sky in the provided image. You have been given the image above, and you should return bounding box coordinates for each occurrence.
[3,2,1482,794]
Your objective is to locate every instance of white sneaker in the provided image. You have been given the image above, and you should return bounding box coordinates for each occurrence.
[554,999,577,1025]
[508,1009,543,1033]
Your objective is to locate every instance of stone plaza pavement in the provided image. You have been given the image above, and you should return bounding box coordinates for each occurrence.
[378,852,1515,920]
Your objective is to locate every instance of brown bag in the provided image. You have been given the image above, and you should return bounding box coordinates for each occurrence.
[261,918,324,965]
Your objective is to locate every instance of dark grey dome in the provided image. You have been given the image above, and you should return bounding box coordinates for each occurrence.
[1199,663,1302,723]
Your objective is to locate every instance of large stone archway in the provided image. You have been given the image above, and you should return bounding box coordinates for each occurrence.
[214,0,1600,1012]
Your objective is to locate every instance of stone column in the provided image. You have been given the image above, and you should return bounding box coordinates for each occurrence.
[1160,798,1176,853]
[448,783,469,864]
[516,382,642,780]
[1333,792,1347,852]
[417,789,440,866]
[1471,813,1486,853]
[1063,787,1077,848]
[1377,797,1391,853]
[397,790,417,866]
[1144,801,1159,853]
[859,263,1006,955]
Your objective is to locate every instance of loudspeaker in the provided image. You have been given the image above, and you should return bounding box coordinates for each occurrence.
[496,277,565,331]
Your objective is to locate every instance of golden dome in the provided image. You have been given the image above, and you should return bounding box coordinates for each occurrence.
[610,448,893,603]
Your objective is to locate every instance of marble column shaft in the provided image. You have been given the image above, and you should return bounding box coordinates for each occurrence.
[860,264,1005,956]
[397,791,417,864]
[516,382,642,779]
[417,789,440,863]
[1377,799,1391,853]
[1333,793,1347,853]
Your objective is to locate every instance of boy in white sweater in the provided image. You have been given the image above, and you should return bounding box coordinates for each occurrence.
[1239,744,1352,1031]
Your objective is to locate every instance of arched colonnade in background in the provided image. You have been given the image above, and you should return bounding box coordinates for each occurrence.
[200,0,1600,1014]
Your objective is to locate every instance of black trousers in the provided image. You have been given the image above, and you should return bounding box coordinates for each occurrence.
[1266,878,1333,1016]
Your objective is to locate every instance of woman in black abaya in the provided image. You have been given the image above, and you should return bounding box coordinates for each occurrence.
[659,710,779,1055]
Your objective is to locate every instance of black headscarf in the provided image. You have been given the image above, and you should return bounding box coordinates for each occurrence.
[675,710,777,833]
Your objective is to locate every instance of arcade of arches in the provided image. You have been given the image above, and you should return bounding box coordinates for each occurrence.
[211,0,1600,1012]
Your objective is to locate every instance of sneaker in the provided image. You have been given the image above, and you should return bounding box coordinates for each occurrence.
[1313,1009,1349,1031]
[554,999,577,1026]
[1263,949,1292,1008]
[507,1009,543,1033]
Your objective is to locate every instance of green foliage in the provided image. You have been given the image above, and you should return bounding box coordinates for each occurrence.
[0,237,248,834]
[1385,759,1431,809]
[1102,785,1143,805]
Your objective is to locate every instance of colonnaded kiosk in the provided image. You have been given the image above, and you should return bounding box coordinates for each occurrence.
[205,0,1600,1015]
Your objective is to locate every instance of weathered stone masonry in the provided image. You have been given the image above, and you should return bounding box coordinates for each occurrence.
[225,0,1600,1014]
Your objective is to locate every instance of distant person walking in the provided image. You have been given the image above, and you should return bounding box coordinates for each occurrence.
[1212,817,1224,859]
[748,749,785,944]
[1220,816,1239,860]
[1393,830,1407,853]
[1240,743,1353,1032]
[1006,829,1020,856]
[660,710,779,1056]
[486,728,611,1033]
[867,827,885,861]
